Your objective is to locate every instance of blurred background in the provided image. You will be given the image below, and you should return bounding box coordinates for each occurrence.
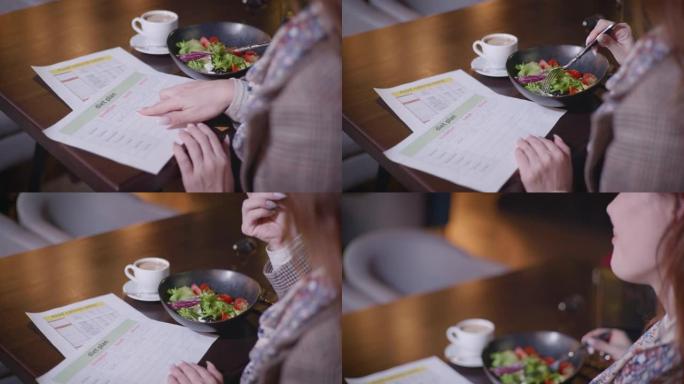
[341,193,657,341]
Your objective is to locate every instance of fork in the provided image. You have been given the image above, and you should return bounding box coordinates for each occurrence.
[540,22,615,94]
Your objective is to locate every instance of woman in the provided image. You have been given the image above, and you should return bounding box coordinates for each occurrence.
[582,193,683,382]
[515,0,684,192]
[167,193,341,384]
[139,0,341,192]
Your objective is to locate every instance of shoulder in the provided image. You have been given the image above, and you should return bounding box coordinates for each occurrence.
[617,54,684,127]
[278,36,341,101]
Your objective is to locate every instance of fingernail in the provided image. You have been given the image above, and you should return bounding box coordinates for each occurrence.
[265,200,277,209]
[271,192,287,199]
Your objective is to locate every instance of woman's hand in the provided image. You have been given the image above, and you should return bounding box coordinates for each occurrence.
[174,123,234,192]
[586,19,635,65]
[168,361,223,384]
[139,80,234,128]
[581,328,632,360]
[515,135,573,192]
[241,193,296,250]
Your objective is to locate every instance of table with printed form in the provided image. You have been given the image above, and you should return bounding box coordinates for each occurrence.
[0,0,283,191]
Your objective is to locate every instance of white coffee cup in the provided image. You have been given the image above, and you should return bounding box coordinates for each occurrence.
[472,33,518,69]
[131,10,178,47]
[446,318,495,356]
[124,257,170,293]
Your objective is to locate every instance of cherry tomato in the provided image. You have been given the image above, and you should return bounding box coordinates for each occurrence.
[539,59,550,70]
[548,59,559,67]
[209,36,219,44]
[231,64,239,72]
[523,346,538,357]
[582,73,597,86]
[234,297,249,311]
[514,347,527,359]
[559,361,572,373]
[567,69,582,79]
[200,37,210,48]
[218,294,233,304]
[569,86,579,95]
[221,312,229,321]
[542,356,555,365]
[190,283,202,295]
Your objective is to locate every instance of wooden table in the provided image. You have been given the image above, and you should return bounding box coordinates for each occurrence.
[0,0,284,191]
[342,260,613,383]
[0,195,273,383]
[342,0,619,191]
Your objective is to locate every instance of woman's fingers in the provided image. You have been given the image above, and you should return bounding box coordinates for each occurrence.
[206,362,223,382]
[169,365,192,384]
[553,134,571,156]
[525,136,552,160]
[176,362,203,383]
[182,362,216,384]
[173,143,194,176]
[196,123,226,158]
[586,19,616,46]
[514,147,530,170]
[138,98,183,116]
[179,129,204,165]
[185,125,214,162]
[160,110,198,128]
[168,375,181,384]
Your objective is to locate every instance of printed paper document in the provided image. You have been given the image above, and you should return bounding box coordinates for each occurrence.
[379,70,566,191]
[36,317,218,384]
[32,47,157,110]
[42,70,191,174]
[345,357,472,384]
[26,293,148,357]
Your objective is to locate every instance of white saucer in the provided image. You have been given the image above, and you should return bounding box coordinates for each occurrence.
[470,57,508,78]
[444,343,484,368]
[129,34,169,55]
[123,280,160,302]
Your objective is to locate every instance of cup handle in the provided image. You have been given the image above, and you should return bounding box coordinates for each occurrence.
[472,41,485,58]
[124,264,136,281]
[131,17,144,35]
[446,327,459,344]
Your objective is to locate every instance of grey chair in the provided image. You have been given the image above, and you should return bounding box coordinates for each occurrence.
[344,229,508,304]
[369,0,421,22]
[342,0,401,37]
[342,281,376,314]
[17,193,179,244]
[0,112,35,175]
[0,213,50,258]
[398,0,484,16]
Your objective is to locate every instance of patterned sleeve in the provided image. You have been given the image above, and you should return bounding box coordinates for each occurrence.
[263,236,312,299]
[225,78,252,160]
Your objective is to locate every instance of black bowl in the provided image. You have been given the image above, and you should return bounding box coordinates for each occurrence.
[506,45,609,108]
[159,269,263,333]
[482,331,585,384]
[167,22,271,80]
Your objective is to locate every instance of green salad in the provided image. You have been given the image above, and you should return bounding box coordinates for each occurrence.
[515,58,597,96]
[167,282,249,322]
[490,346,574,384]
[176,36,260,74]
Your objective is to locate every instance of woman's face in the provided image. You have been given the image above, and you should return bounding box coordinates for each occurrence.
[606,193,678,286]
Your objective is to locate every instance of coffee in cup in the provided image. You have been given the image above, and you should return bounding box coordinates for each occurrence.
[124,257,170,293]
[472,33,518,69]
[446,318,495,357]
[131,10,178,47]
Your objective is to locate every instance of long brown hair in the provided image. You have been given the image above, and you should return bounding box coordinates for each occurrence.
[658,194,684,369]
[281,193,341,289]
[644,0,684,69]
